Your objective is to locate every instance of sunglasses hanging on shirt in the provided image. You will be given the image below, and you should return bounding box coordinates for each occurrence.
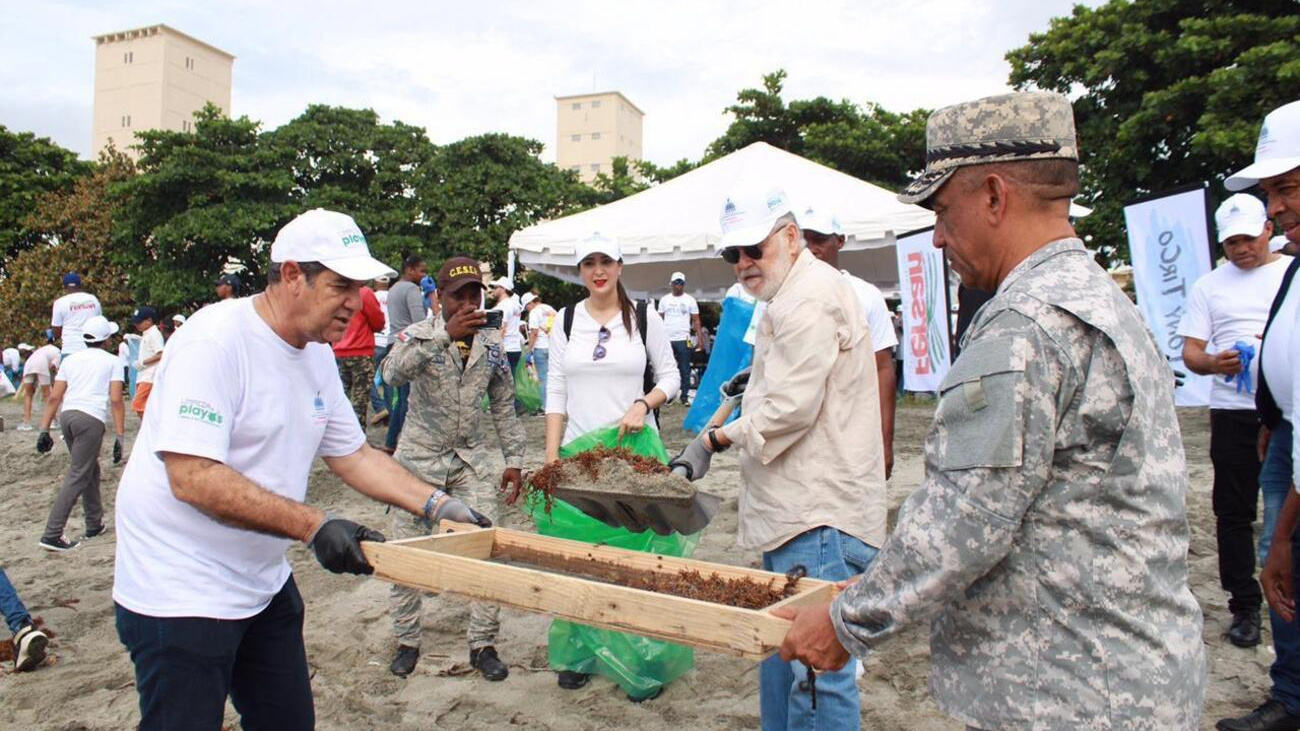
[592,325,611,361]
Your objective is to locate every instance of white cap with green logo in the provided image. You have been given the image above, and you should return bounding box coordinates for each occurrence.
[271,209,397,282]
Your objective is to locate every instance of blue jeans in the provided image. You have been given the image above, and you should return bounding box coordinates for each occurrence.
[115,576,313,731]
[533,349,549,411]
[1,568,32,635]
[1262,421,1300,713]
[761,527,878,731]
[384,383,410,450]
[671,340,692,402]
[370,345,391,415]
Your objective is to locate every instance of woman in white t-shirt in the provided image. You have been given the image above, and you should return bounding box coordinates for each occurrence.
[544,234,679,461]
[540,233,681,698]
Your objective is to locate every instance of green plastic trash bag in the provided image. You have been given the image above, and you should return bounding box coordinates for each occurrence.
[525,423,699,699]
[514,359,542,414]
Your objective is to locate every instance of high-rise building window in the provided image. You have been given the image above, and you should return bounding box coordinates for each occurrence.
[123,51,134,64]
[571,134,581,142]
[185,56,194,70]
[571,102,581,110]
[121,114,132,128]
[590,100,602,108]
[590,163,600,171]
[591,132,601,141]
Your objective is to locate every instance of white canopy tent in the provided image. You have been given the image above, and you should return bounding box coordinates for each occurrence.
[509,142,936,300]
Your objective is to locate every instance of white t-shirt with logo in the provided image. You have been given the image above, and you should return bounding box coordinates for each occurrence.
[113,298,366,619]
[135,325,166,384]
[1178,255,1292,410]
[528,303,558,350]
[843,272,900,353]
[51,292,103,353]
[657,293,699,342]
[55,347,124,423]
[493,295,524,352]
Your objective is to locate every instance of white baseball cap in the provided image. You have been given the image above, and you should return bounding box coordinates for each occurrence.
[270,209,397,282]
[490,277,514,292]
[82,315,120,343]
[670,271,686,284]
[574,232,621,265]
[1215,193,1268,243]
[800,206,842,237]
[1227,100,1300,192]
[719,182,794,250]
[521,292,537,307]
[17,343,34,351]
[1272,235,1289,253]
[172,313,187,324]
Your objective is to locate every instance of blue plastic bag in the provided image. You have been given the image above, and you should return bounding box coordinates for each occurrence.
[684,296,756,434]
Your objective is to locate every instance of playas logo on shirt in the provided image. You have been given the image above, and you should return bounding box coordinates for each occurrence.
[178,398,223,426]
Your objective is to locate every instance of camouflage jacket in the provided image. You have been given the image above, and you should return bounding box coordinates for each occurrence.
[831,239,1206,730]
[382,316,525,484]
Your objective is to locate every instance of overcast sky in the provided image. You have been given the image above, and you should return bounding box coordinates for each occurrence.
[1,0,1096,164]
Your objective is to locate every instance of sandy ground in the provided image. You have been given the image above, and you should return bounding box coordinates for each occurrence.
[0,396,1280,730]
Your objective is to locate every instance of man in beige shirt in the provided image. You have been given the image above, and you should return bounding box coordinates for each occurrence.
[670,182,886,731]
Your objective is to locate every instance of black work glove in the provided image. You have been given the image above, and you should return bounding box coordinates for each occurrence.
[36,431,53,454]
[721,367,752,400]
[112,435,124,464]
[308,517,385,575]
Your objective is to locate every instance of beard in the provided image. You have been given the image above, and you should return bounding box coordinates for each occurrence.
[740,254,796,301]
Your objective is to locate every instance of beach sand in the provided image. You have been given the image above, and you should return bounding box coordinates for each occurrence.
[0,398,1275,730]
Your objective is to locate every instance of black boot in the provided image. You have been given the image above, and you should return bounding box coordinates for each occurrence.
[390,644,419,677]
[557,670,591,689]
[470,646,509,681]
[1216,699,1300,731]
[1228,610,1263,648]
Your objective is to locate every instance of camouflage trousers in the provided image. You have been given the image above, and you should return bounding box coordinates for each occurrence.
[336,356,374,426]
[389,457,500,650]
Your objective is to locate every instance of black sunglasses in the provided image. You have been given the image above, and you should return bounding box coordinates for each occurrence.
[593,325,611,361]
[720,243,764,265]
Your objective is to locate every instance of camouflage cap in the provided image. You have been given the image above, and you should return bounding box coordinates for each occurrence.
[898,91,1078,206]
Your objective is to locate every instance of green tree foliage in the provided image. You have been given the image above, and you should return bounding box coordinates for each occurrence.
[0,152,134,347]
[0,126,91,270]
[265,105,435,266]
[1007,0,1300,264]
[418,133,593,271]
[588,156,650,204]
[112,104,296,311]
[705,70,929,189]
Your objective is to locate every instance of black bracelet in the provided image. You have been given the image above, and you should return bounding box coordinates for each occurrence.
[634,398,651,413]
[706,427,729,452]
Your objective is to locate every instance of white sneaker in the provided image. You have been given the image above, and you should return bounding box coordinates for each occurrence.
[13,624,48,672]
[49,420,60,430]
[16,422,33,431]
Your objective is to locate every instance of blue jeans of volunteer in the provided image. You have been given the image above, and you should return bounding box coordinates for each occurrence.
[507,350,523,414]
[115,576,313,731]
[370,344,391,416]
[1262,421,1300,714]
[533,348,549,412]
[1,567,33,635]
[385,384,410,451]
[671,340,692,403]
[761,526,879,731]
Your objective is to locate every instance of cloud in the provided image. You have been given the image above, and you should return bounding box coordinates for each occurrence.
[1,0,1094,162]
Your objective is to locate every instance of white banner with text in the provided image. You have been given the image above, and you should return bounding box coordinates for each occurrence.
[1124,187,1213,407]
[895,228,952,392]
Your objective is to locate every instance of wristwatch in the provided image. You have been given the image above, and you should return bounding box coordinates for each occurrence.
[706,427,729,453]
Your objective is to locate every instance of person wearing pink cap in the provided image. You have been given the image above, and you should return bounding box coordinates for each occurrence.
[110,209,488,731]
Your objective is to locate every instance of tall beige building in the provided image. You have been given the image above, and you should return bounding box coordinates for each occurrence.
[91,24,234,159]
[556,91,643,183]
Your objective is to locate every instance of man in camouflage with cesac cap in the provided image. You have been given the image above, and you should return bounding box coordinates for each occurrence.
[382,256,525,683]
[774,92,1207,730]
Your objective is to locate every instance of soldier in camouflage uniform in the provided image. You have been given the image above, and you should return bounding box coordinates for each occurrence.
[775,92,1207,730]
[381,256,526,682]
